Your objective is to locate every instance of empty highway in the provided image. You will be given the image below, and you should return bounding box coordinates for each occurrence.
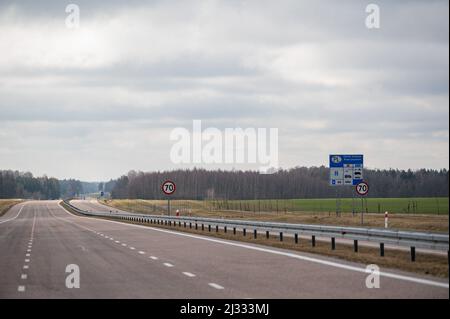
[0,200,448,298]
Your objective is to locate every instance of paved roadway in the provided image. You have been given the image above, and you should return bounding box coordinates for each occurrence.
[0,200,448,298]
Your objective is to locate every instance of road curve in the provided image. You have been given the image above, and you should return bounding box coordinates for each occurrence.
[0,200,448,298]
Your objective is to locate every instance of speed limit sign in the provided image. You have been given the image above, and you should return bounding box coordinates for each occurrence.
[356,182,369,196]
[161,180,176,195]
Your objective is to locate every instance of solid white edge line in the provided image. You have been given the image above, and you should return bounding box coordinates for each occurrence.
[58,201,449,289]
[0,204,26,224]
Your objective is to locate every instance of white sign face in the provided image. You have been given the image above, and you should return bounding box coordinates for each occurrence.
[356,182,369,196]
[161,180,176,195]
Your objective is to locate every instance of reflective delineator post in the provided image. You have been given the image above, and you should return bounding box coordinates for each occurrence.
[385,211,389,228]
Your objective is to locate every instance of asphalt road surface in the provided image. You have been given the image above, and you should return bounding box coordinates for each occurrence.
[0,200,448,298]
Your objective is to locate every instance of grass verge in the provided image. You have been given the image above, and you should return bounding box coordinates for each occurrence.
[0,199,23,217]
[101,199,449,233]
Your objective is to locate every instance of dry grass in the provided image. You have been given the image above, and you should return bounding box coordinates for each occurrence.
[93,214,449,278]
[102,199,449,233]
[0,199,22,217]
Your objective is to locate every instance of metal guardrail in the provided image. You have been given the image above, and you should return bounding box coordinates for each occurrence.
[63,200,449,254]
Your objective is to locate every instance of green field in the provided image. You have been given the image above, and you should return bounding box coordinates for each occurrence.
[210,197,449,215]
[102,197,449,232]
[104,197,448,215]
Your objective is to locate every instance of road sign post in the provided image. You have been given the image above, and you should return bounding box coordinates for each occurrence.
[356,181,369,225]
[161,180,176,216]
[329,155,364,216]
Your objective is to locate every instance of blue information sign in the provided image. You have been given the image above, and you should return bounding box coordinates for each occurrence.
[329,154,364,186]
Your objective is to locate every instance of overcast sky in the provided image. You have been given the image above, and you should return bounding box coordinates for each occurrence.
[0,0,448,181]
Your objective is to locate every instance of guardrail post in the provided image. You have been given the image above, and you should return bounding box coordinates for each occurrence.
[208,224,211,232]
[254,229,257,239]
[279,232,283,242]
[216,225,219,232]
[354,240,358,252]
[184,222,186,228]
[266,231,269,239]
[202,224,204,231]
[224,226,227,233]
[312,235,316,247]
[295,233,298,244]
[233,227,236,235]
[380,243,385,257]
[411,247,416,262]
[189,222,192,229]
[331,237,335,250]
[195,223,198,230]
[243,228,246,236]
[179,221,181,227]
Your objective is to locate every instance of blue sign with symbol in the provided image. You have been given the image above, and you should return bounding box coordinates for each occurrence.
[329,154,364,186]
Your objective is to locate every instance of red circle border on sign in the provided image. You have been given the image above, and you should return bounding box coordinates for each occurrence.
[355,181,369,196]
[161,180,176,195]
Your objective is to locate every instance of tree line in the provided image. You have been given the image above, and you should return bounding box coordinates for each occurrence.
[0,170,98,199]
[2,167,448,200]
[110,167,449,200]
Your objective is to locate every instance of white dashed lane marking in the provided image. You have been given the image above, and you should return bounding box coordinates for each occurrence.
[18,286,25,292]
[183,272,196,277]
[138,251,145,255]
[163,263,174,268]
[21,274,27,280]
[149,256,158,260]
[23,265,29,269]
[122,243,127,246]
[208,283,224,290]
[25,259,30,263]
[129,247,135,250]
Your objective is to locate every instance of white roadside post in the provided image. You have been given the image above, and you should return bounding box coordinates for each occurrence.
[384,211,389,228]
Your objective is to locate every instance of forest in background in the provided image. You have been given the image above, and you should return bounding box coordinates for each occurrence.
[0,170,98,199]
[1,167,448,200]
[109,167,449,200]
